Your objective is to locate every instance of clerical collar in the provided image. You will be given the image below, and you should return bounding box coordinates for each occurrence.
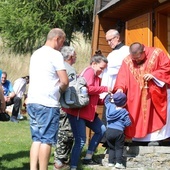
[113,42,124,50]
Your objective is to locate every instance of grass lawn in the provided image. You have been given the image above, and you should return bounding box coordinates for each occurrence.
[0,115,105,170]
[0,116,31,170]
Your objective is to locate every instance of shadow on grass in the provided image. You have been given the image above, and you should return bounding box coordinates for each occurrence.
[0,150,30,170]
[0,145,106,170]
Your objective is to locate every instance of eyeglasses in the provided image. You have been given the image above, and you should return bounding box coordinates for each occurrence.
[106,36,116,43]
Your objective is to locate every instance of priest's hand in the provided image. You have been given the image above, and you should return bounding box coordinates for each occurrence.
[115,88,123,93]
[108,87,112,93]
[143,73,153,81]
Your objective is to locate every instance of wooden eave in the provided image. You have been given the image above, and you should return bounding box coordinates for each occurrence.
[98,0,163,21]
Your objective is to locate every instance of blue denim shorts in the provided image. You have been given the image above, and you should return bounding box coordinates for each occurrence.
[27,103,60,145]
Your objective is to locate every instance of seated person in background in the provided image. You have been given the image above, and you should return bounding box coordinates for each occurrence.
[13,76,29,98]
[0,69,5,112]
[13,75,29,119]
[1,71,21,123]
[104,92,131,169]
[0,84,6,112]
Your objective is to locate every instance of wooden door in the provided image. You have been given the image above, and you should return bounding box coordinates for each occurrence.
[154,3,170,57]
[125,13,152,46]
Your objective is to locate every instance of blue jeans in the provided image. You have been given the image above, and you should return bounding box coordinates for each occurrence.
[67,114,106,168]
[27,104,60,145]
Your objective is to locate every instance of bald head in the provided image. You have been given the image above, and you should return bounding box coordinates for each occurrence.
[129,42,144,55]
[45,28,66,50]
[47,28,66,40]
[129,42,146,65]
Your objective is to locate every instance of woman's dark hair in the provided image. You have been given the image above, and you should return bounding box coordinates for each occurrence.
[90,50,108,65]
[95,50,102,55]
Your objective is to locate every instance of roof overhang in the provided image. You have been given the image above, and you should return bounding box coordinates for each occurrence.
[97,0,166,21]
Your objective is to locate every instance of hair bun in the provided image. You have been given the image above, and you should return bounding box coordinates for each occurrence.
[95,50,102,55]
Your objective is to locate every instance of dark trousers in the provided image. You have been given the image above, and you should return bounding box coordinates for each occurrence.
[106,128,124,164]
[6,96,21,117]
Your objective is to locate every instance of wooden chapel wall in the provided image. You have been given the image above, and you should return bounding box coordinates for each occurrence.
[92,16,117,57]
[89,0,170,146]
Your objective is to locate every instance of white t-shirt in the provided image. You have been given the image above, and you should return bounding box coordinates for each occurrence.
[13,78,27,98]
[27,46,66,107]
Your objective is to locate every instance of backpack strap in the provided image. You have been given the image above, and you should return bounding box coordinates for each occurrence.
[79,66,91,77]
[77,109,81,120]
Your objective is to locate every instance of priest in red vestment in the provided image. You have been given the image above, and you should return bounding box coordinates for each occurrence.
[113,42,170,139]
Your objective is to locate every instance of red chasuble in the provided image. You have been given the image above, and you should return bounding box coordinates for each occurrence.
[114,47,170,138]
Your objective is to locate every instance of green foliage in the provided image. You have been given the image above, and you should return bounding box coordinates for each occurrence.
[0,0,94,54]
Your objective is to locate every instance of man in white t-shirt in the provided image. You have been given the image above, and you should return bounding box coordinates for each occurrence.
[26,28,69,170]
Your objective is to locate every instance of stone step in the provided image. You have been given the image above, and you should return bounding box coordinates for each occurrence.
[124,146,170,169]
[86,146,170,170]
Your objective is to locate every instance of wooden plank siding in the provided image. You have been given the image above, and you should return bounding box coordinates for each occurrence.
[92,17,117,56]
[91,15,100,56]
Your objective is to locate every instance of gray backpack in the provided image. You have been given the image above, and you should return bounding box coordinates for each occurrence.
[60,76,89,108]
